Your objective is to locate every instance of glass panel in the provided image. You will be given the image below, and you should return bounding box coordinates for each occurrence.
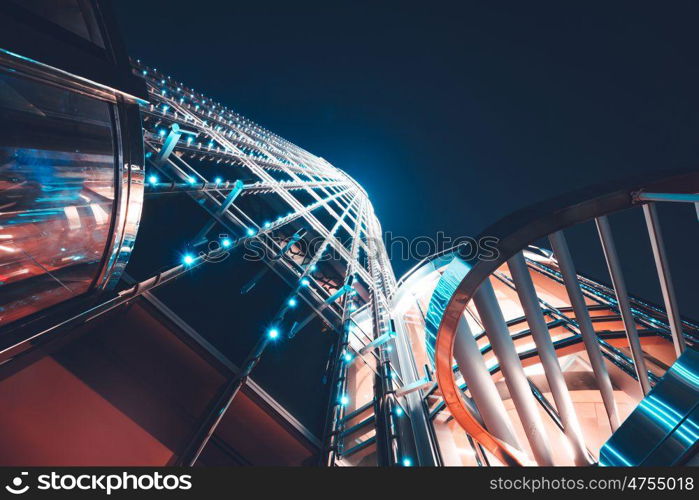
[0,70,116,326]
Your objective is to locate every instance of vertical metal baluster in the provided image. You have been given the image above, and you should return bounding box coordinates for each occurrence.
[473,278,554,466]
[508,252,589,465]
[595,216,652,394]
[549,230,620,431]
[642,203,686,357]
[454,315,522,450]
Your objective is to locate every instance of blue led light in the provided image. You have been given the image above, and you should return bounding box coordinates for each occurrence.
[268,328,280,339]
[395,407,404,417]
[339,395,349,406]
[182,254,195,266]
[148,175,158,185]
[599,444,632,467]
[300,278,310,286]
[221,238,232,248]
[310,264,317,272]
[402,457,412,467]
[187,176,196,184]
[343,352,353,362]
[214,177,223,184]
[263,221,271,228]
[246,227,256,237]
[288,297,298,307]
[158,129,166,137]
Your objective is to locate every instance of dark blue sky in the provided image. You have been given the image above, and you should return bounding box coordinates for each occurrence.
[114,0,699,275]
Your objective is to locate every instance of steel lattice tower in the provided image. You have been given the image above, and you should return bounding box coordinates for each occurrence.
[133,61,435,465]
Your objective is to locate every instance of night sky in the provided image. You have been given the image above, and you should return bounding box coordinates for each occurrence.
[113,2,699,431]
[114,1,699,273]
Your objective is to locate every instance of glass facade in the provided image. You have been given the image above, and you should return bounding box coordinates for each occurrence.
[0,69,116,326]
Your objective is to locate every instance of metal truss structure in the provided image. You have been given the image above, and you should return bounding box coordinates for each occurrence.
[133,61,435,466]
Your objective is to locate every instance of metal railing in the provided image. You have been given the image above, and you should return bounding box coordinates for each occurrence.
[422,170,699,465]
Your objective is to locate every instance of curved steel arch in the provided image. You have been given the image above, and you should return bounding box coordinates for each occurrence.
[424,169,699,464]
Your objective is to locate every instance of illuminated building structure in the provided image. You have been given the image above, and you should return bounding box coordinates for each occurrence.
[0,1,696,466]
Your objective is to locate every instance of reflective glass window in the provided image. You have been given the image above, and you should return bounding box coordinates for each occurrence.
[0,70,116,326]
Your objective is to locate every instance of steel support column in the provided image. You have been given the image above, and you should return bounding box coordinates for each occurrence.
[473,279,554,466]
[642,203,686,357]
[595,216,652,394]
[549,230,620,431]
[508,252,589,465]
